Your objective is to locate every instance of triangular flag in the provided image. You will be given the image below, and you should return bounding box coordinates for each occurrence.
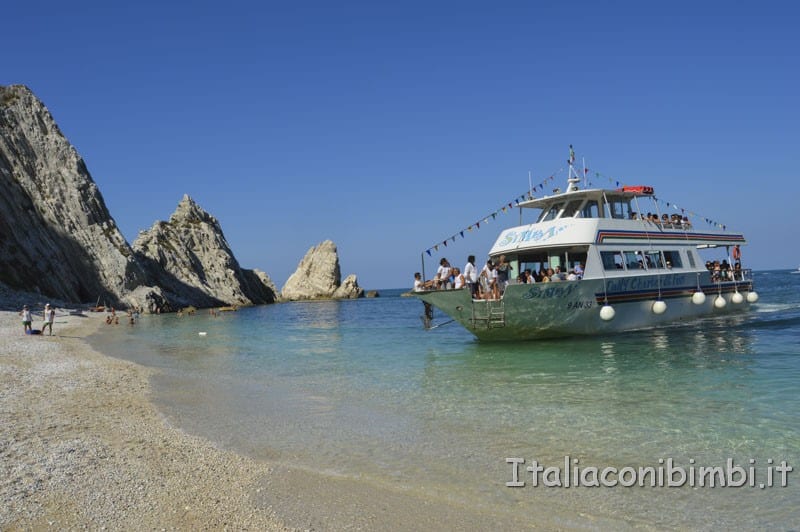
[426,249,432,256]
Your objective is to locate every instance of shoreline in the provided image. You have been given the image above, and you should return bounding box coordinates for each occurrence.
[0,308,543,530]
[0,308,287,529]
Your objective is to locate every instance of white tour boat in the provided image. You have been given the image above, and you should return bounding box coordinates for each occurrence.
[413,158,758,341]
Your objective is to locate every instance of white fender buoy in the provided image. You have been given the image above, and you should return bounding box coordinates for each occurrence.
[746,291,759,303]
[599,305,616,321]
[714,295,727,309]
[691,291,706,305]
[731,292,744,304]
[652,300,667,314]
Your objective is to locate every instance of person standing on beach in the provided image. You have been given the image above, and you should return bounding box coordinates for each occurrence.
[41,303,55,336]
[20,305,32,333]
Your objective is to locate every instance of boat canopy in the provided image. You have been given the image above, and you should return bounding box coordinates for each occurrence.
[517,187,654,212]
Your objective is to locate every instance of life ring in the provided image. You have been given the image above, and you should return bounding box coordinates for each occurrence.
[732,245,741,261]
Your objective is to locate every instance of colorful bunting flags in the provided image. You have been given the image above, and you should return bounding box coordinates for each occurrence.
[422,166,733,258]
[422,169,564,256]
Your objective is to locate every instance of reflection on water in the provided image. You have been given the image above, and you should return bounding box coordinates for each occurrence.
[90,275,800,529]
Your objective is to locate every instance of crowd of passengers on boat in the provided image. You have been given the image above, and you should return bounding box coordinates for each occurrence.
[707,260,745,281]
[631,212,692,228]
[414,254,586,301]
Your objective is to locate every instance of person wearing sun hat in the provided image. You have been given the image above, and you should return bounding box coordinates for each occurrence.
[42,303,55,336]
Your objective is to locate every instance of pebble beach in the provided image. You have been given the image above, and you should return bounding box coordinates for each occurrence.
[0,306,290,529]
[0,300,534,530]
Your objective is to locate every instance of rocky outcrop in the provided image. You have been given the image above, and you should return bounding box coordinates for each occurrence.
[281,240,364,301]
[132,195,278,308]
[332,274,364,299]
[0,85,279,311]
[0,85,147,304]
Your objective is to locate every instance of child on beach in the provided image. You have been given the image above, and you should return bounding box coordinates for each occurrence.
[20,305,32,333]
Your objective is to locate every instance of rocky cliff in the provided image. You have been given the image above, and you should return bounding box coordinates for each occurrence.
[0,85,146,304]
[281,240,364,300]
[133,195,278,307]
[0,84,277,311]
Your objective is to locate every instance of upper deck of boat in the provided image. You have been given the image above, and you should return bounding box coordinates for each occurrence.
[489,183,745,255]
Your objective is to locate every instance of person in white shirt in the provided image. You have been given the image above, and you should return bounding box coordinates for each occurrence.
[480,260,497,300]
[453,268,465,290]
[436,258,451,289]
[413,272,433,292]
[42,303,55,336]
[490,265,499,299]
[463,255,479,298]
[20,304,32,333]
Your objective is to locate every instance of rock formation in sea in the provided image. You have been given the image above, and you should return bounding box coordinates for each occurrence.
[133,195,278,308]
[0,84,147,304]
[281,240,364,300]
[0,84,278,311]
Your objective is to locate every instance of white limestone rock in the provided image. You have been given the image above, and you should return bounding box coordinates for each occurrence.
[332,274,364,299]
[281,240,341,301]
[133,195,278,307]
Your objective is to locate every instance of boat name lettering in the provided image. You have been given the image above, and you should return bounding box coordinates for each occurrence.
[606,275,688,293]
[498,225,569,248]
[522,283,579,300]
[566,300,594,310]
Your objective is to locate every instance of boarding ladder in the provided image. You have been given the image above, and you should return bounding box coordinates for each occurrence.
[470,299,505,329]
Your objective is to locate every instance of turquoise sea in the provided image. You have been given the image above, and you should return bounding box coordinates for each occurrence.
[91,270,800,529]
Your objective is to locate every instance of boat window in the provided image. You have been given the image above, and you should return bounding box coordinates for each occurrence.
[548,253,565,270]
[560,200,581,218]
[601,251,624,270]
[518,252,550,277]
[607,198,633,220]
[566,252,587,269]
[663,250,683,269]
[580,200,600,218]
[685,250,696,268]
[538,203,564,222]
[644,251,664,269]
[624,251,644,270]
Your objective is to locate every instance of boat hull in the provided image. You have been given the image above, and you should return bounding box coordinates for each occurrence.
[413,273,754,341]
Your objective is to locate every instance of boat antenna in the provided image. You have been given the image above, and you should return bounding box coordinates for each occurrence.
[582,157,588,188]
[566,144,580,192]
[528,170,533,198]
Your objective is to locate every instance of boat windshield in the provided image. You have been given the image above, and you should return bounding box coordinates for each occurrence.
[606,196,635,219]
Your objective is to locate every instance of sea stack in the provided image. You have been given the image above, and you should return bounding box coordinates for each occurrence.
[281,240,364,301]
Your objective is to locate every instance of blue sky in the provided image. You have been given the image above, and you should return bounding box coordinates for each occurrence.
[4,1,799,288]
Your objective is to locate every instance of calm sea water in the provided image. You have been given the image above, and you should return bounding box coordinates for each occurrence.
[92,270,800,529]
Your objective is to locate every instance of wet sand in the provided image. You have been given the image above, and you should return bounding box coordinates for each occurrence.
[0,308,543,530]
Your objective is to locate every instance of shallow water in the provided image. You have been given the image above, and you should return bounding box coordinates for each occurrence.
[92,270,800,528]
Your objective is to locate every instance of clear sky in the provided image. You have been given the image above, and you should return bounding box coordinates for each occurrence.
[4,1,799,289]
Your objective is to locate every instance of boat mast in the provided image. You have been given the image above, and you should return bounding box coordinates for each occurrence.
[567,144,580,192]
